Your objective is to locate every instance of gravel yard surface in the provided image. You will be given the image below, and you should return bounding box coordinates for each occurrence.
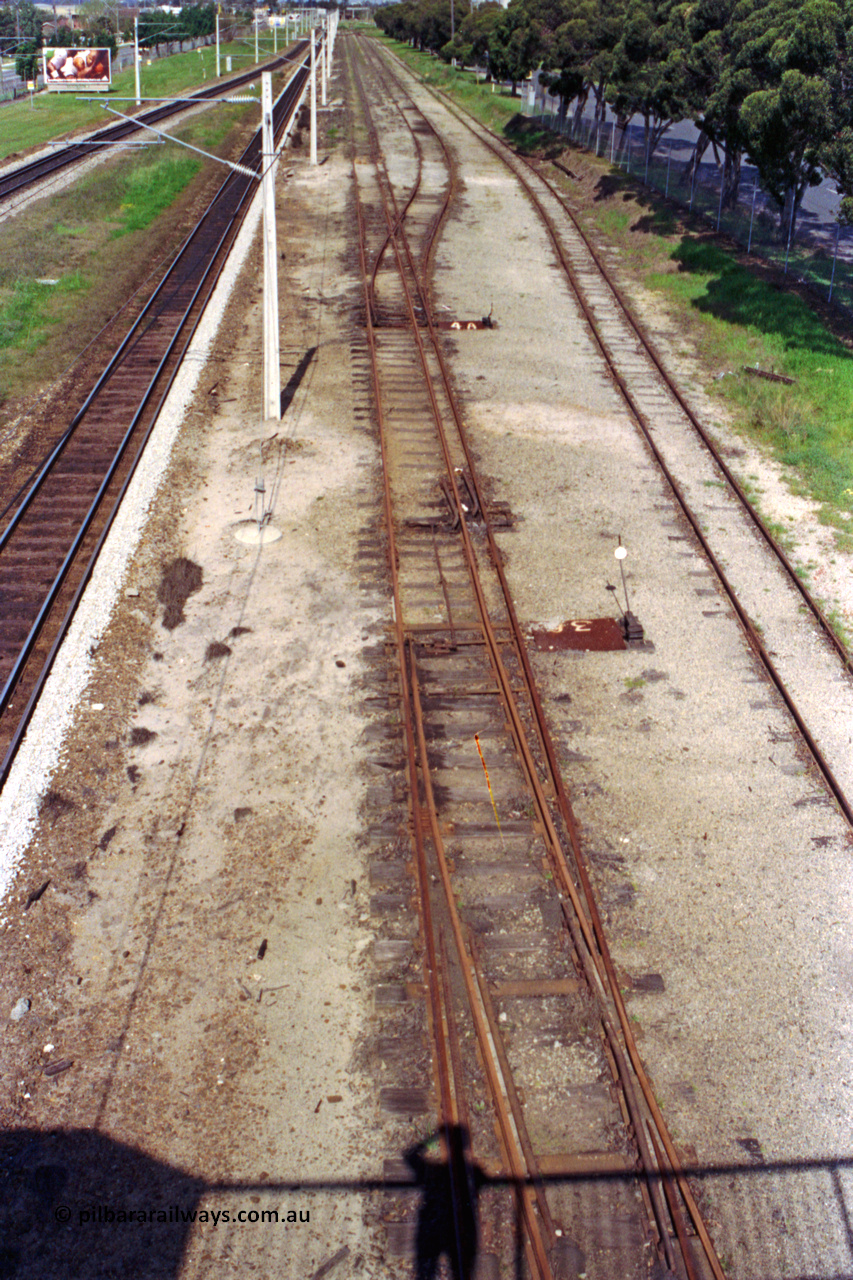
[1,36,853,1278]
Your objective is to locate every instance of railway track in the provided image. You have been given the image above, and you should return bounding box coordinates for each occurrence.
[384,49,853,839]
[0,45,309,209]
[345,35,725,1279]
[0,46,313,785]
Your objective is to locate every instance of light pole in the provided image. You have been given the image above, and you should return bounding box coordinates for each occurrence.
[216,7,220,78]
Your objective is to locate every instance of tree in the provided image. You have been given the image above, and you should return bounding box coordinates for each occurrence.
[15,38,41,80]
[443,2,503,69]
[488,0,540,95]
[537,0,626,127]
[736,0,844,237]
[741,68,833,239]
[684,0,747,206]
[608,0,690,155]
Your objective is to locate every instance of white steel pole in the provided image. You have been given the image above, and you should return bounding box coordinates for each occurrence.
[310,28,317,165]
[215,8,220,77]
[134,15,141,106]
[321,16,327,106]
[261,71,280,421]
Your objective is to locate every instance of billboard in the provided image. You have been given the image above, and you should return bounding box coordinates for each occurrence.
[43,47,112,90]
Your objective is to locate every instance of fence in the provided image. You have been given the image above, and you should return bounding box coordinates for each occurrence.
[523,78,853,318]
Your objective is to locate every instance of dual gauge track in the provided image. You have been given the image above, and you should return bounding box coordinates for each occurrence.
[347,35,724,1280]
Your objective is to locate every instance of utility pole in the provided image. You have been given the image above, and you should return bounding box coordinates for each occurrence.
[320,13,326,107]
[309,26,317,165]
[261,70,280,420]
[134,15,141,106]
[215,6,220,77]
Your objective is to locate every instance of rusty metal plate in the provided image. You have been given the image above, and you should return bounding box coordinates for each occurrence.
[435,318,494,330]
[531,617,625,652]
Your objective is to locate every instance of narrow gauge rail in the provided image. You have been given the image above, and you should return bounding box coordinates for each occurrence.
[0,45,309,207]
[346,36,723,1280]
[0,46,313,784]
[386,47,853,834]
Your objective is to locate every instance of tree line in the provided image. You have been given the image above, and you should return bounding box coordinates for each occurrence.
[374,0,853,232]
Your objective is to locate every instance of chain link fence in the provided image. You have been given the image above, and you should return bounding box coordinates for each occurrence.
[523,76,853,318]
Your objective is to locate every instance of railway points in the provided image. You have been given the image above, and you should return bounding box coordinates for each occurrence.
[1,27,852,1280]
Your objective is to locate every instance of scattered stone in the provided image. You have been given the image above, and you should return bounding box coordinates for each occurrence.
[10,998,31,1021]
[205,640,232,661]
[130,727,157,746]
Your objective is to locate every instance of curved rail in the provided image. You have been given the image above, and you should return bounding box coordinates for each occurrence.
[348,34,723,1280]
[373,41,853,838]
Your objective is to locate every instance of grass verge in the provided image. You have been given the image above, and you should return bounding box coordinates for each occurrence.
[0,97,256,411]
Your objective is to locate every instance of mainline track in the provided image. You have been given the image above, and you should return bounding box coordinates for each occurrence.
[0,46,309,208]
[347,34,724,1279]
[0,46,313,786]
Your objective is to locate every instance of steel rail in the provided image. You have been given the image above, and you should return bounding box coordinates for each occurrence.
[0,46,309,205]
[432,83,853,836]
[348,41,558,1277]
[344,45,469,1279]
[352,38,693,1275]
[383,54,853,840]
[404,67,852,679]
[1,53,311,546]
[355,35,728,1279]
[0,56,311,786]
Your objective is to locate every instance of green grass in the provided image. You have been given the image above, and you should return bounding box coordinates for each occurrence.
[112,153,201,236]
[643,238,853,531]
[0,38,279,161]
[0,271,87,352]
[0,83,258,409]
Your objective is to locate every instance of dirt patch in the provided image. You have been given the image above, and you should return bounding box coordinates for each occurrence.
[156,557,203,629]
